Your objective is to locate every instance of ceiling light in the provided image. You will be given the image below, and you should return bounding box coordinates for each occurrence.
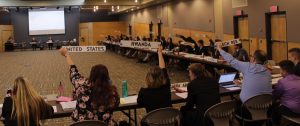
[117,6,120,10]
[104,0,107,3]
[135,0,138,3]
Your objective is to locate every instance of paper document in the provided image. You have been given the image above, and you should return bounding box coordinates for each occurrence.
[176,93,188,99]
[272,74,282,78]
[120,95,138,104]
[45,94,58,101]
[272,77,282,85]
[52,106,57,113]
[60,101,76,111]
[226,87,241,91]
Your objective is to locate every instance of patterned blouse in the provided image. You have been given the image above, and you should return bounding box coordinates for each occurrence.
[69,65,120,126]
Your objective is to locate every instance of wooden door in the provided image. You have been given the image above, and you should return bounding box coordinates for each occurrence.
[1,30,13,52]
[238,17,250,54]
[249,38,258,55]
[271,14,287,63]
[79,28,89,46]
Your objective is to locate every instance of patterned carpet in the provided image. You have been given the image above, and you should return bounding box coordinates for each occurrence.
[0,49,190,126]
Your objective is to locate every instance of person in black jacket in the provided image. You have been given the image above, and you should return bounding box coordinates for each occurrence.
[233,44,249,62]
[194,40,209,56]
[166,37,175,51]
[288,48,300,77]
[137,45,172,113]
[180,63,220,126]
[160,36,167,49]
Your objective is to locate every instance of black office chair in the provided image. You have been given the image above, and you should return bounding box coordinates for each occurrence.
[70,120,108,126]
[235,94,273,126]
[203,100,236,126]
[141,107,182,126]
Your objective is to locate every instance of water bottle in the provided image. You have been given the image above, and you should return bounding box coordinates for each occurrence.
[122,80,128,98]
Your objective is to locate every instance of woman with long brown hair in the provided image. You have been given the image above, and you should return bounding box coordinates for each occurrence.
[1,77,54,126]
[59,48,119,126]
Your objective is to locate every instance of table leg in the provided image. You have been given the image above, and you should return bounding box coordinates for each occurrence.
[128,109,131,126]
[134,108,137,126]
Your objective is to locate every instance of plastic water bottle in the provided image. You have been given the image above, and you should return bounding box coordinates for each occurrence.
[122,80,128,98]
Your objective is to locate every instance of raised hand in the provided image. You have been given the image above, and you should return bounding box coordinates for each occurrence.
[59,47,68,57]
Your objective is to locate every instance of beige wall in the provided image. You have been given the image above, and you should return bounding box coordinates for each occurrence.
[120,0,215,38]
[79,22,126,46]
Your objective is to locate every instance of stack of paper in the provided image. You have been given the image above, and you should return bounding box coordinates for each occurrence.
[272,74,282,78]
[175,93,188,99]
[60,101,76,111]
[226,87,241,91]
[52,106,57,113]
[272,77,282,85]
[120,95,138,104]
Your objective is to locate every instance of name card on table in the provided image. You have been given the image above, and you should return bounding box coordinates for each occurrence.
[120,40,160,49]
[204,57,218,63]
[120,95,138,104]
[216,39,242,47]
[63,46,106,52]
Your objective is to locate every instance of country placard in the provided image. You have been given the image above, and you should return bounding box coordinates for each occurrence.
[216,39,242,47]
[62,46,106,52]
[120,40,160,49]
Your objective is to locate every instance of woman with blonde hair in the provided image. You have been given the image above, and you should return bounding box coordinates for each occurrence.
[137,45,172,113]
[1,77,54,126]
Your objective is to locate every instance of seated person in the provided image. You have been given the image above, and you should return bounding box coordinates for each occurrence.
[288,48,300,77]
[194,40,209,56]
[137,45,172,113]
[165,37,175,51]
[180,63,220,126]
[59,48,120,125]
[233,44,250,62]
[216,44,272,103]
[160,36,167,49]
[1,77,54,126]
[272,60,300,124]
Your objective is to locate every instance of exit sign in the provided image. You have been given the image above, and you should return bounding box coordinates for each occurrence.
[270,6,278,12]
[236,10,243,16]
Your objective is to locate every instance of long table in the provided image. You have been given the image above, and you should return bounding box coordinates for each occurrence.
[103,41,234,70]
[49,86,240,126]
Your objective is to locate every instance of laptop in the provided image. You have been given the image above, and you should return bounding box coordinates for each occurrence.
[218,73,237,87]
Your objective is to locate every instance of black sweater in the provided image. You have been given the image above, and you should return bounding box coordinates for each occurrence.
[137,68,172,113]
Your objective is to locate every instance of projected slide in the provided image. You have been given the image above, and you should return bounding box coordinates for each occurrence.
[29,9,65,35]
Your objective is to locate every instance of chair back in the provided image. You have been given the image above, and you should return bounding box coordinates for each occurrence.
[243,94,272,120]
[141,107,182,126]
[70,120,108,126]
[204,100,236,126]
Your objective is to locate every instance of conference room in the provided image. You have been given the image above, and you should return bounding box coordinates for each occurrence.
[0,0,300,126]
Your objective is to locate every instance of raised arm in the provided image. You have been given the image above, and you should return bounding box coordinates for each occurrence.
[59,48,83,89]
[158,45,165,68]
[216,43,248,73]
[59,47,74,66]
